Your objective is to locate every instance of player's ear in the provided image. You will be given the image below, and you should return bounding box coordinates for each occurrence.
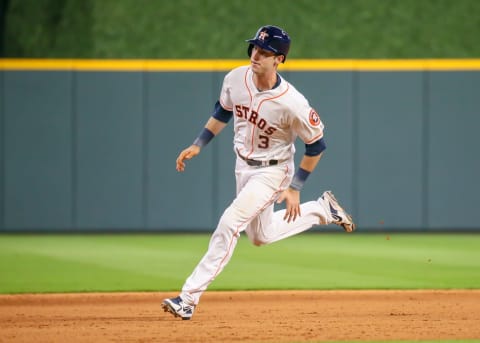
[274,54,285,66]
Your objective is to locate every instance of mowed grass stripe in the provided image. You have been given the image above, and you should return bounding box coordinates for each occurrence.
[0,233,479,293]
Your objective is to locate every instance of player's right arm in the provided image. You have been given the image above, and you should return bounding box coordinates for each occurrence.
[176,102,233,172]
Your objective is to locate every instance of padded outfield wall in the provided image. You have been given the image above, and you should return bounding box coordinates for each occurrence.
[0,59,479,232]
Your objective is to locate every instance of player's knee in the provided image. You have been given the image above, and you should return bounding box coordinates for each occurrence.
[245,234,267,246]
[252,239,266,246]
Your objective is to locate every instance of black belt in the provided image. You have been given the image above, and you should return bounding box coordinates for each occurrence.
[237,149,279,167]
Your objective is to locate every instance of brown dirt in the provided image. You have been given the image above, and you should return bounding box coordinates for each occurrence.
[0,290,479,343]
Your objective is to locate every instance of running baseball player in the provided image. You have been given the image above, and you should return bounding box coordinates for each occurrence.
[162,25,355,320]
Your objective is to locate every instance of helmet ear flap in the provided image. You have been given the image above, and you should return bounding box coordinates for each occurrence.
[247,44,254,57]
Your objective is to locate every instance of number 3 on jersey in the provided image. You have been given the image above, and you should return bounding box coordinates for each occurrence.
[258,135,269,148]
[235,105,277,149]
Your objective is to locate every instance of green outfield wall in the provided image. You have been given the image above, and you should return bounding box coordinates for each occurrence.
[3,0,480,59]
[1,59,480,232]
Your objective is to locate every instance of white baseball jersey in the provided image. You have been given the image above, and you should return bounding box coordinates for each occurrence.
[219,65,324,162]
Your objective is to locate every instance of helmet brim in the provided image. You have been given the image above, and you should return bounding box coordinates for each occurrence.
[246,39,279,54]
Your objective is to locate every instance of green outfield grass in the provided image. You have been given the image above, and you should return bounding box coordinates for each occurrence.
[0,233,479,294]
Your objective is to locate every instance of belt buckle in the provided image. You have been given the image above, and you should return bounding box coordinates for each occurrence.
[251,159,261,167]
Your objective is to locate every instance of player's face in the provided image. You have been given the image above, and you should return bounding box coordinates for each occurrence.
[250,45,282,74]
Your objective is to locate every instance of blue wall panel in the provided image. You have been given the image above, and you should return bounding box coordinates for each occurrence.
[213,72,236,221]
[357,72,424,229]
[427,72,480,229]
[1,69,479,232]
[75,72,143,229]
[215,127,236,221]
[3,71,73,230]
[146,72,215,230]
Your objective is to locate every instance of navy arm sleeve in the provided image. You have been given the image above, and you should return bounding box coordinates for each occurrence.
[305,138,326,156]
[212,100,233,123]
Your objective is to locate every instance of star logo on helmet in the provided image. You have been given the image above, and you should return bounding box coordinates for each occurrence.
[258,31,269,41]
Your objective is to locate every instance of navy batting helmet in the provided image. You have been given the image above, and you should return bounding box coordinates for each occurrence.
[246,25,291,62]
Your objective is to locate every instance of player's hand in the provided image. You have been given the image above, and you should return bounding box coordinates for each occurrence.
[176,145,201,172]
[277,187,301,223]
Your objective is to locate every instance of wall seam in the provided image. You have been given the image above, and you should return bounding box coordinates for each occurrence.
[351,70,359,223]
[71,71,78,230]
[142,71,149,230]
[211,72,219,225]
[422,71,430,230]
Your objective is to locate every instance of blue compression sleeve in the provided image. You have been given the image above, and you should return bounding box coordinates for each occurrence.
[212,101,233,123]
[193,128,215,148]
[289,167,311,191]
[305,138,326,156]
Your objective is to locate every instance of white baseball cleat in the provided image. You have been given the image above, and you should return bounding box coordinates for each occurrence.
[161,296,195,320]
[320,190,356,233]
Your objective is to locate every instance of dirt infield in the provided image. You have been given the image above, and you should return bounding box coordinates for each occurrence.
[0,290,479,343]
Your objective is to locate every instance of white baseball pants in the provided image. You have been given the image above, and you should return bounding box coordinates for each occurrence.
[180,158,333,305]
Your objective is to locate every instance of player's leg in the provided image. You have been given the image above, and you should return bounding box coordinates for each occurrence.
[178,161,288,306]
[247,191,354,246]
[245,199,331,245]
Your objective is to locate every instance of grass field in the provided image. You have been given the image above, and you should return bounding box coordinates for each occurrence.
[1,232,479,343]
[0,232,479,294]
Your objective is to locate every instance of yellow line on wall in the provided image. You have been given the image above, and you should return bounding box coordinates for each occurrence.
[1,59,480,71]
[289,59,480,71]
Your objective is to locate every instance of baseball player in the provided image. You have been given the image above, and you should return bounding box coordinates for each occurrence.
[162,25,355,320]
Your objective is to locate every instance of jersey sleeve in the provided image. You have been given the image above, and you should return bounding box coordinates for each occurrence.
[291,98,325,144]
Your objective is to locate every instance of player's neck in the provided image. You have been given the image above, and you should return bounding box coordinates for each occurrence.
[253,72,279,92]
